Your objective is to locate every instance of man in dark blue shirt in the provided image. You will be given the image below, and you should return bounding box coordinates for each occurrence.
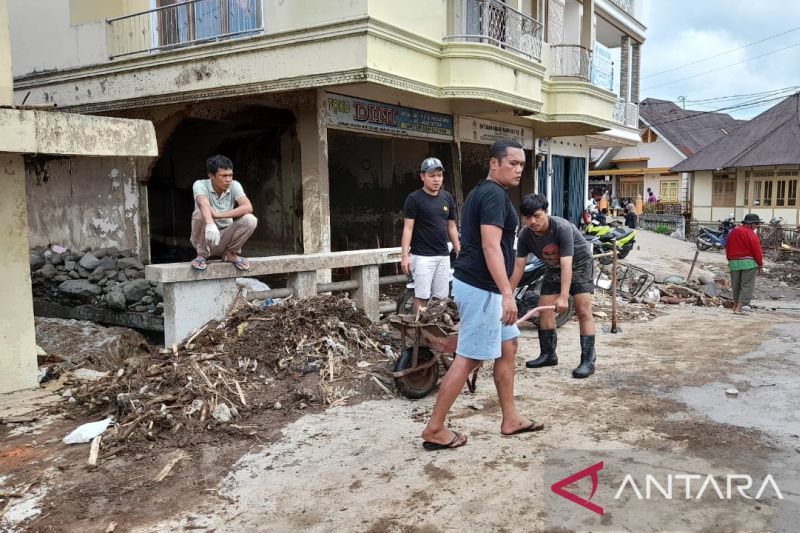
[421,140,543,451]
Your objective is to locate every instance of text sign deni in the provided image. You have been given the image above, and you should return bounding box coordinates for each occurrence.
[325,94,454,141]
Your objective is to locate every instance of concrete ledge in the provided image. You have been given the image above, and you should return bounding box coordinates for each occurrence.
[0,108,157,156]
[145,247,402,283]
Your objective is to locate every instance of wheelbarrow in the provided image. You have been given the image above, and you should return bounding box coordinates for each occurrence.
[388,317,469,399]
[388,305,554,399]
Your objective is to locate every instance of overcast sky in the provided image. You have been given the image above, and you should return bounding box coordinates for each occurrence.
[635,0,800,118]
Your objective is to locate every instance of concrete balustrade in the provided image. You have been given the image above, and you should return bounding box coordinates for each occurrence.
[145,248,402,346]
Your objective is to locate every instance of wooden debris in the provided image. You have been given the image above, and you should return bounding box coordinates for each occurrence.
[371,376,393,396]
[62,294,401,451]
[184,324,209,349]
[87,436,102,467]
[0,415,38,425]
[105,522,118,533]
[153,451,189,482]
[234,380,247,407]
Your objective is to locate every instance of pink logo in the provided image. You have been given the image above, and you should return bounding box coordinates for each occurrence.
[551,461,604,516]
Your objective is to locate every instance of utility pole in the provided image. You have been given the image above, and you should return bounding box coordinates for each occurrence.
[677,96,686,109]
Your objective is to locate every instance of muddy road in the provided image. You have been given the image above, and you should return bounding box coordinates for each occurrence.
[134,307,800,533]
[2,231,799,533]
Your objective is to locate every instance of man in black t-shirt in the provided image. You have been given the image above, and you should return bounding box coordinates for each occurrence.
[510,193,597,379]
[401,157,460,314]
[421,140,543,451]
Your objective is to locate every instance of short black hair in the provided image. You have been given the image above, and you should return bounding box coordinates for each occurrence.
[520,193,548,216]
[489,139,524,163]
[206,154,233,175]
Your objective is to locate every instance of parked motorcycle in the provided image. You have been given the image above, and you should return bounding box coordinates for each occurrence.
[695,215,735,251]
[585,222,637,264]
[396,254,574,328]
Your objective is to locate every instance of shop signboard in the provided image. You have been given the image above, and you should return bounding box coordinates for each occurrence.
[325,93,454,141]
[457,117,534,149]
[591,42,614,92]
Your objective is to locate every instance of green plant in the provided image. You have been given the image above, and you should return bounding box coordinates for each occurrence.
[654,224,671,235]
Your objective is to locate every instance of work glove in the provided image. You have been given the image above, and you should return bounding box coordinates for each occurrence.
[205,223,220,247]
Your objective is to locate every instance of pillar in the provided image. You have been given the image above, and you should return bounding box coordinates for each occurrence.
[297,89,331,283]
[0,155,39,394]
[631,41,641,103]
[580,0,594,51]
[351,265,380,321]
[620,35,631,102]
[162,278,238,347]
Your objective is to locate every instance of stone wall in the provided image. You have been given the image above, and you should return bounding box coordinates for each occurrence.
[30,245,163,316]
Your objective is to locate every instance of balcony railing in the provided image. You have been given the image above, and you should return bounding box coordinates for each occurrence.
[550,44,592,80]
[609,0,634,15]
[107,0,263,59]
[445,0,544,61]
[613,99,639,128]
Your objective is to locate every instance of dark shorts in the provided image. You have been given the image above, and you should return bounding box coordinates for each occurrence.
[540,261,595,296]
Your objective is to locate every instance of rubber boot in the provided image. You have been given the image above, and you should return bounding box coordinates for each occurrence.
[526,329,558,368]
[572,335,596,379]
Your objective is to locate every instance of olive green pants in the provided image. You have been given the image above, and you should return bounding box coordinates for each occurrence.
[730,268,757,305]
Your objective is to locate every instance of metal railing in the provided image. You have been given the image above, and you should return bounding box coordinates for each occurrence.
[550,44,592,80]
[445,0,544,61]
[613,99,639,128]
[107,0,263,59]
[609,0,634,15]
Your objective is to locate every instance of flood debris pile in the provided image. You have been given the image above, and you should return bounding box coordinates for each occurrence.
[64,295,400,451]
[396,299,459,329]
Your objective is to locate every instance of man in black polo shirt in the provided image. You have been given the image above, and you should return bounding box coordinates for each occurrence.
[510,193,597,379]
[421,140,542,451]
[401,157,460,314]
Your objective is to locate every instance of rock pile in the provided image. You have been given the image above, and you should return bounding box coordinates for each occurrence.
[30,246,164,315]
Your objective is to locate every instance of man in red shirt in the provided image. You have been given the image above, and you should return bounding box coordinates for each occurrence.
[726,214,764,315]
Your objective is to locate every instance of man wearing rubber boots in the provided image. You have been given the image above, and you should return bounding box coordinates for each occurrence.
[510,194,597,379]
[421,140,543,451]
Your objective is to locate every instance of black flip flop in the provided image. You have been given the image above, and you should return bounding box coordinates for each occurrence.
[422,432,467,451]
[501,421,545,436]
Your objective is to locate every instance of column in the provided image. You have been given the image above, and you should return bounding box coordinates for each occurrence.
[631,41,641,103]
[297,89,332,282]
[620,35,630,102]
[0,155,39,394]
[580,0,594,50]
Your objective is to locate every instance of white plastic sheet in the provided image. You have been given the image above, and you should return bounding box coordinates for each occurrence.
[62,418,113,444]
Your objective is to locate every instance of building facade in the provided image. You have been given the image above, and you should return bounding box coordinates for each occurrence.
[591,98,742,217]
[672,93,800,225]
[10,0,646,261]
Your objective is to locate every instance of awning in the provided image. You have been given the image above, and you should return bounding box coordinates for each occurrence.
[586,127,642,148]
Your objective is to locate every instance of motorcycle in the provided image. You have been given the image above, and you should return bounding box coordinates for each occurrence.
[396,254,574,328]
[695,215,735,251]
[585,221,637,264]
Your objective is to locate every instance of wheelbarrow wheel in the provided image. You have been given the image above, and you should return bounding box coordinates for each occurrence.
[393,347,439,399]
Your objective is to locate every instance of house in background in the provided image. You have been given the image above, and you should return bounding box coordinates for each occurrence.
[672,92,800,225]
[590,98,741,215]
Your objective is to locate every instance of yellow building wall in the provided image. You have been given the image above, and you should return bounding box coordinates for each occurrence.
[266,0,368,33]
[69,0,150,26]
[368,0,447,40]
